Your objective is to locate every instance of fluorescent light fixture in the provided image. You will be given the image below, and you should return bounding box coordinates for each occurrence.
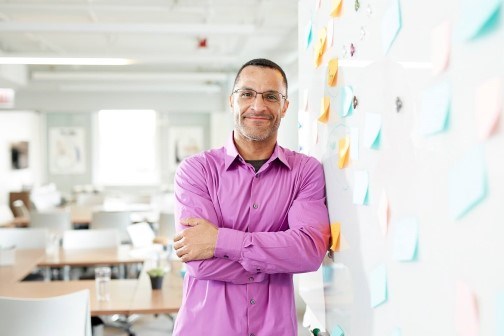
[32,71,228,81]
[339,59,432,69]
[0,57,134,65]
[59,83,222,93]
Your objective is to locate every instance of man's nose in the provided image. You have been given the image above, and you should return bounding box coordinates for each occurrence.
[251,93,267,110]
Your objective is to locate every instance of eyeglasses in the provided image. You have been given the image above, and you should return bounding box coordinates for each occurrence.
[232,88,287,104]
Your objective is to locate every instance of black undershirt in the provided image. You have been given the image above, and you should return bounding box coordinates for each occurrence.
[245,159,268,173]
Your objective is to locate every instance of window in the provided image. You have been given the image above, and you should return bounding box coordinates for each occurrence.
[96,110,158,185]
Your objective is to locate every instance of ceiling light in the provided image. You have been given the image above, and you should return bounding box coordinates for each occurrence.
[0,57,134,65]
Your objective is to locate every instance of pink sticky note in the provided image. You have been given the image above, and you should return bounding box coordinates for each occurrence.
[431,21,451,76]
[455,281,479,336]
[378,190,390,236]
[476,77,502,140]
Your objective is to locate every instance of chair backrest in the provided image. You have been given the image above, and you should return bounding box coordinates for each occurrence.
[0,228,48,249]
[91,210,131,243]
[0,289,91,336]
[127,222,155,248]
[158,212,176,240]
[63,229,119,249]
[12,200,30,218]
[29,210,72,235]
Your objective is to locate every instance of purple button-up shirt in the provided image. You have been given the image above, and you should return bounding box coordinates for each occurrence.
[173,134,330,336]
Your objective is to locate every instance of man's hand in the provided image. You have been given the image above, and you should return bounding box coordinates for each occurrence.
[173,218,218,262]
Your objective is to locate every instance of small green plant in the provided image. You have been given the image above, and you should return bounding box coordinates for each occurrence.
[147,267,166,277]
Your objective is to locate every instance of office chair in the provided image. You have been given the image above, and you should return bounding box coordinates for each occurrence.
[0,290,91,336]
[29,209,72,235]
[91,210,131,243]
[12,199,30,218]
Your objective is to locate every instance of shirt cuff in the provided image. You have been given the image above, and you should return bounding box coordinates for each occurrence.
[214,228,245,261]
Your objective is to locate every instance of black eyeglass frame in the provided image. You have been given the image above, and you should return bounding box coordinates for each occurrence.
[232,88,288,102]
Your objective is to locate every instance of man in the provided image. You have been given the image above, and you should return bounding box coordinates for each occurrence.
[173,58,330,335]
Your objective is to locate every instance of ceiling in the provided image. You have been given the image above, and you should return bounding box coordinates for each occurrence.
[0,0,299,112]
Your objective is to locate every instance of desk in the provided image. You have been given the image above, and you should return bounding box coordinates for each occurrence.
[40,246,144,268]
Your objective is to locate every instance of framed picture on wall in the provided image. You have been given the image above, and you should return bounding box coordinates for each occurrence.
[49,127,86,174]
[168,126,204,176]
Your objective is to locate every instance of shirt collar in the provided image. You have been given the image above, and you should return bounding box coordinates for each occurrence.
[224,132,291,171]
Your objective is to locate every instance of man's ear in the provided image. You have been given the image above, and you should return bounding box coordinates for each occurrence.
[281,100,289,118]
[229,95,234,109]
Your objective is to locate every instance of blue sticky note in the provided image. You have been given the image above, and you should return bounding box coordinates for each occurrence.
[381,0,402,54]
[353,170,369,205]
[393,217,419,261]
[306,21,313,48]
[448,145,488,220]
[369,264,387,308]
[339,86,354,117]
[457,0,502,40]
[420,80,451,136]
[391,327,402,336]
[363,113,382,149]
[497,292,504,336]
[331,325,345,336]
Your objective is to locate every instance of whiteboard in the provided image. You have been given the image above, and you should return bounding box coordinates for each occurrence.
[298,0,503,335]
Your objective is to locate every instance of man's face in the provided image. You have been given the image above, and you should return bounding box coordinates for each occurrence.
[230,66,289,142]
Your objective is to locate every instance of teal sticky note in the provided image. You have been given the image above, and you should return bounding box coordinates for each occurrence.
[363,112,382,149]
[497,292,504,336]
[339,86,354,117]
[369,264,387,308]
[457,0,502,40]
[420,80,451,136]
[353,170,369,205]
[448,145,488,219]
[381,0,402,54]
[393,217,419,261]
[391,327,402,336]
[306,21,313,48]
[331,325,345,336]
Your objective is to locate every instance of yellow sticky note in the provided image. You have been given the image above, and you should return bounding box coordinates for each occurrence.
[338,136,350,168]
[328,58,339,87]
[330,222,341,251]
[318,96,330,123]
[330,0,343,17]
[314,27,327,67]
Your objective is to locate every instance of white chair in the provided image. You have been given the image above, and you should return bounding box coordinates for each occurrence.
[0,228,48,249]
[29,210,72,235]
[63,229,119,249]
[127,222,156,249]
[91,210,131,243]
[0,289,91,336]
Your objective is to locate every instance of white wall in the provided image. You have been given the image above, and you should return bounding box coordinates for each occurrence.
[0,111,42,206]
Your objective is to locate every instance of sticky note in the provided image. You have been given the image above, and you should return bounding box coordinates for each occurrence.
[431,21,451,76]
[381,0,402,54]
[327,18,335,47]
[303,89,310,111]
[369,264,387,308]
[457,0,502,40]
[378,190,390,236]
[350,127,359,160]
[319,96,330,123]
[363,113,382,149]
[391,328,402,336]
[328,58,339,86]
[448,145,487,220]
[339,86,354,117]
[306,21,313,49]
[497,292,504,336]
[476,77,502,140]
[314,27,327,67]
[393,217,419,261]
[330,0,343,17]
[353,170,369,205]
[331,325,345,336]
[455,281,479,336]
[420,80,451,136]
[329,222,341,251]
[338,136,350,168]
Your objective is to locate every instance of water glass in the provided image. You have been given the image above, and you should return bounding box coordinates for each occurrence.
[95,266,111,301]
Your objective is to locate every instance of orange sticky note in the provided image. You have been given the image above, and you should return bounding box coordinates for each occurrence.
[330,0,343,17]
[318,96,330,123]
[314,27,327,67]
[330,222,341,251]
[338,136,350,168]
[328,58,339,87]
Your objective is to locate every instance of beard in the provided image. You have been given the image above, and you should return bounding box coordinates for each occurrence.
[234,112,281,142]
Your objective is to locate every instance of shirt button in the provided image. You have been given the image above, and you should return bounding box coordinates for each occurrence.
[248,276,254,282]
[252,203,258,209]
[250,299,256,305]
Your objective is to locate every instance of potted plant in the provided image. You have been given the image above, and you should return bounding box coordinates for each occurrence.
[147,267,166,290]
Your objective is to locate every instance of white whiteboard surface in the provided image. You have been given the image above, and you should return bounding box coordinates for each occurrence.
[298,0,503,335]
